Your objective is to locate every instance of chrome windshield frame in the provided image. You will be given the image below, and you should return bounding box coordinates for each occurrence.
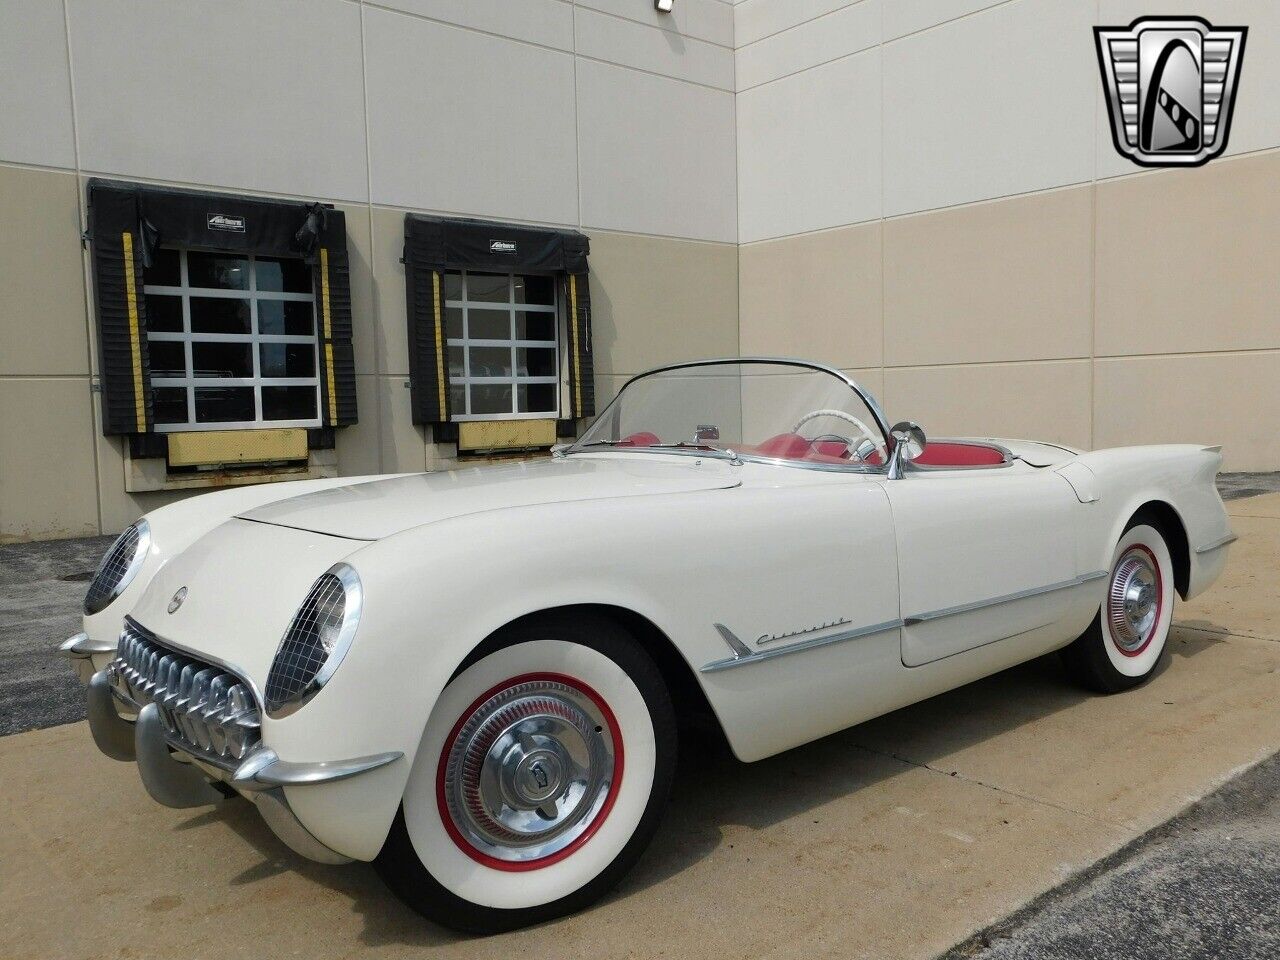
[566,357,894,467]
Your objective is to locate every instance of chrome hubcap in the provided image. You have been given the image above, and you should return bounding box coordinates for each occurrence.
[443,677,616,864]
[1108,548,1160,652]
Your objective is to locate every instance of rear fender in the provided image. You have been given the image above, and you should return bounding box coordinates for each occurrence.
[1071,445,1231,599]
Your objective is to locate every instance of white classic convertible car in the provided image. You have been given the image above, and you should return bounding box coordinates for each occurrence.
[60,359,1235,932]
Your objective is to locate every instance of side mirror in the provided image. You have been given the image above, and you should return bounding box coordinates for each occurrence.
[887,420,926,479]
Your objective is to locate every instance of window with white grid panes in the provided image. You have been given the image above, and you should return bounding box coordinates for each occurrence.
[142,248,321,431]
[443,271,560,420]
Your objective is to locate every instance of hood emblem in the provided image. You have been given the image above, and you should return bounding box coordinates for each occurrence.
[168,587,188,614]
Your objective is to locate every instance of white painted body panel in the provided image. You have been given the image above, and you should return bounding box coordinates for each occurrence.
[885,464,1081,666]
[238,457,741,540]
[87,439,1233,862]
[77,474,395,671]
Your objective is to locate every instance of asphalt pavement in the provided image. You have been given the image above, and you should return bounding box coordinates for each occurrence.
[943,749,1280,959]
[0,534,110,735]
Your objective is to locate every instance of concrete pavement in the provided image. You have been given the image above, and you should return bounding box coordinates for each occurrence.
[1,494,1278,959]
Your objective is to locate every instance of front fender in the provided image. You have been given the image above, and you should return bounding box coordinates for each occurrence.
[267,477,893,861]
[266,497,709,861]
[78,475,394,660]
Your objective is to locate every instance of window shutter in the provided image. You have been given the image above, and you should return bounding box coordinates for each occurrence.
[564,270,595,419]
[87,184,153,434]
[316,242,358,427]
[403,217,450,425]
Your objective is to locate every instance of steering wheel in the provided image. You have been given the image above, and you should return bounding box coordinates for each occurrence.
[792,409,886,462]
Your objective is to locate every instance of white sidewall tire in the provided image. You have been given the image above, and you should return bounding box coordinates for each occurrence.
[1100,524,1175,678]
[402,639,656,910]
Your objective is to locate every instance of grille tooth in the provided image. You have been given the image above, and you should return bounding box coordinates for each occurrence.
[264,574,346,711]
[85,525,142,614]
[106,619,262,770]
[175,663,196,708]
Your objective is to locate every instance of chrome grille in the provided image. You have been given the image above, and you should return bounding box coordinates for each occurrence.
[265,573,345,711]
[108,618,261,767]
[84,524,141,615]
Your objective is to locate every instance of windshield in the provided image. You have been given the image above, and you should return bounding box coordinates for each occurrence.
[572,360,889,468]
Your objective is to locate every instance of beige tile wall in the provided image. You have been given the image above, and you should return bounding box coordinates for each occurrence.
[0,166,89,376]
[883,361,1093,450]
[883,187,1093,367]
[0,379,100,542]
[0,157,743,539]
[1095,152,1280,357]
[739,221,882,367]
[1094,353,1280,472]
[740,149,1280,469]
[587,229,739,376]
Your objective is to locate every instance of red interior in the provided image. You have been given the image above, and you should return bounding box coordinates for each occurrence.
[618,432,660,447]
[616,431,1005,467]
[913,442,1006,466]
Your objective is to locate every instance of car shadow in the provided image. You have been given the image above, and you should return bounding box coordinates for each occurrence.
[192,623,1226,947]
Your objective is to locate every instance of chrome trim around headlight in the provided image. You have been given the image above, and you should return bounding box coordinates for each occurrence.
[84,519,151,615]
[265,563,363,719]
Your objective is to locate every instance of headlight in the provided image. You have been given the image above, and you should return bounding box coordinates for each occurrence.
[264,563,363,717]
[83,519,151,615]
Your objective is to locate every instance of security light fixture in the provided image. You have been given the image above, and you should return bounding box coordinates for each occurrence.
[654,0,673,13]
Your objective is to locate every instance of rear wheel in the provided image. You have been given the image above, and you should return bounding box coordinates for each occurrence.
[1062,518,1176,693]
[375,613,676,933]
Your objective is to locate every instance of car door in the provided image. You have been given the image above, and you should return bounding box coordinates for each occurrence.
[882,465,1081,666]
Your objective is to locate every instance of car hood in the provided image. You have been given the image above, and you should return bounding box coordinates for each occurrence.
[237,454,741,540]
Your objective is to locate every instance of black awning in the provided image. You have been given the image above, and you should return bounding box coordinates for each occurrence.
[87,178,338,264]
[403,214,589,275]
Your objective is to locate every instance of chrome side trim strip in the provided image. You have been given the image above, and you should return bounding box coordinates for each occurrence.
[713,623,752,659]
[231,748,402,791]
[703,570,1109,673]
[902,570,1109,626]
[702,619,902,673]
[1195,532,1238,554]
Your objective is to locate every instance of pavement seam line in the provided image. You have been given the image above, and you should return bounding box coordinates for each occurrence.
[1174,622,1280,645]
[849,742,1130,830]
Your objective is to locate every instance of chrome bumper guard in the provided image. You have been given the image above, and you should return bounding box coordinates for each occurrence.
[85,667,400,863]
[58,631,116,685]
[78,618,403,865]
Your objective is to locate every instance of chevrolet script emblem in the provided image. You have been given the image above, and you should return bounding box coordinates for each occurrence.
[1095,17,1247,168]
[168,586,187,614]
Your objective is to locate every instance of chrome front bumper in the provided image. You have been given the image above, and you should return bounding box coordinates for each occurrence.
[70,630,400,865]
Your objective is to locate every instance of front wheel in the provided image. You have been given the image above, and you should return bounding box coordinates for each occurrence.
[375,613,677,933]
[1062,519,1176,693]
